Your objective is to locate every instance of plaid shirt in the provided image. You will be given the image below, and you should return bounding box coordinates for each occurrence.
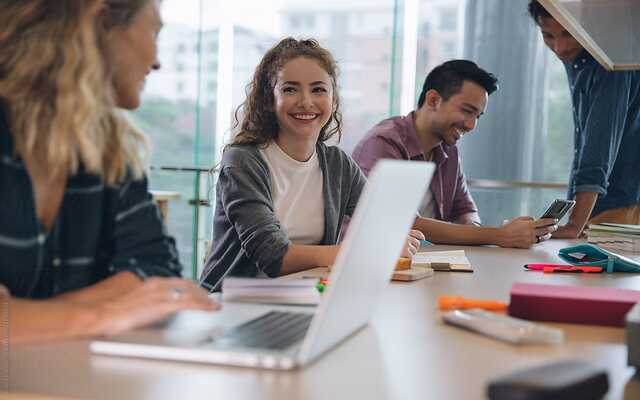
[0,107,181,298]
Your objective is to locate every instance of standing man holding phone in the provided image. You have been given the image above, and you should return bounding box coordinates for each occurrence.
[528,1,640,238]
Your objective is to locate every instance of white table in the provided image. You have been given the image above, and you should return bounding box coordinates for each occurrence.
[8,240,640,399]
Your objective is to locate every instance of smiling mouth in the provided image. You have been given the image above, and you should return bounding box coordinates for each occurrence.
[453,127,465,140]
[291,113,319,121]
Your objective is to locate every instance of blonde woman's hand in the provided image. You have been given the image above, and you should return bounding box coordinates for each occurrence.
[94,277,220,336]
[401,229,425,258]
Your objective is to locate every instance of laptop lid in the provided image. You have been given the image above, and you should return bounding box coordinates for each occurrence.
[297,159,434,365]
[89,160,433,369]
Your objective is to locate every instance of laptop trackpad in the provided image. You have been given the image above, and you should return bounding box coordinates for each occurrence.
[145,308,270,346]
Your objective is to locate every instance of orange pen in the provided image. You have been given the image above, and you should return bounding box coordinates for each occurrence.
[438,295,508,311]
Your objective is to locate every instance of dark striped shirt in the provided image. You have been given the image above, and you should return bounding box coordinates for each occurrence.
[0,107,182,299]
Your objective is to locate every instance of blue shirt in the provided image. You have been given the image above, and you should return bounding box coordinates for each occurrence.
[0,106,182,298]
[565,51,640,216]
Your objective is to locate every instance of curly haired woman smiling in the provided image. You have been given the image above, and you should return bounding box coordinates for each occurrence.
[201,38,423,289]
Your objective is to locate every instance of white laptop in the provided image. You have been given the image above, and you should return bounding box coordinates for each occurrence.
[91,160,435,370]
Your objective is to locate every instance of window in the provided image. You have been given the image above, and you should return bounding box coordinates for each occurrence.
[416,0,464,96]
[542,56,573,183]
[230,1,398,155]
[420,22,430,35]
[289,14,315,30]
[441,40,457,59]
[422,0,574,226]
[129,0,219,278]
[130,0,578,278]
[439,8,457,31]
[420,48,429,65]
[133,0,431,278]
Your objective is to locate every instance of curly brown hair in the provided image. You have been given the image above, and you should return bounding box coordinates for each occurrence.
[230,37,342,148]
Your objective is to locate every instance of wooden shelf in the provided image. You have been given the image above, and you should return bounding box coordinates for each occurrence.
[539,0,640,71]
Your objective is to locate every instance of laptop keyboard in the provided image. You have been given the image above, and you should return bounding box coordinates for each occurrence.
[213,311,313,350]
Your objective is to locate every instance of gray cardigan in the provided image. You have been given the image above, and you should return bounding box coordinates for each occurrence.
[201,142,366,289]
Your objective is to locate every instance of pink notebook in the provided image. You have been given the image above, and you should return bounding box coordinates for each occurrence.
[508,282,640,327]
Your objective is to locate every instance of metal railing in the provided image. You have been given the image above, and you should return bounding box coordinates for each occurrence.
[150,165,570,277]
[149,165,212,278]
[467,179,567,190]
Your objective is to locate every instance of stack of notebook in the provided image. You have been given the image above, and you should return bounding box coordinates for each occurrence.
[222,277,321,305]
[411,250,473,272]
[586,223,640,253]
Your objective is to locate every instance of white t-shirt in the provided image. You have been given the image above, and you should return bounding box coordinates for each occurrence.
[259,142,325,245]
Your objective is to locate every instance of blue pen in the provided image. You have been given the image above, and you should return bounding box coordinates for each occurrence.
[419,239,433,247]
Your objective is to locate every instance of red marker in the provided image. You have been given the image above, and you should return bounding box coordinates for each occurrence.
[524,264,603,273]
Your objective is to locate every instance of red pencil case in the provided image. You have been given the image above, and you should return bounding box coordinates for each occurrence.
[508,282,640,327]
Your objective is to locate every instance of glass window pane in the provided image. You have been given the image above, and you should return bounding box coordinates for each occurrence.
[127,0,416,277]
[226,0,399,154]
[416,0,464,93]
[416,1,573,226]
[542,56,573,184]
[128,0,218,278]
[128,1,579,276]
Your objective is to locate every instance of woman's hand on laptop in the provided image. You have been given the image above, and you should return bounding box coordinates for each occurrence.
[94,277,220,336]
[402,229,425,258]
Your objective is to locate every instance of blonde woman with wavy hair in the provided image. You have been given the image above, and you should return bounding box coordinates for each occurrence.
[0,0,218,344]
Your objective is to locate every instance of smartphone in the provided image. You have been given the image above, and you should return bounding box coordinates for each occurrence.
[540,199,575,221]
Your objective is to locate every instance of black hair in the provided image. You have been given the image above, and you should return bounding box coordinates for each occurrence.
[417,60,498,108]
[527,1,551,24]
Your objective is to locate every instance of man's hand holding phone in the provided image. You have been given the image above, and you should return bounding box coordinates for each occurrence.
[534,199,575,240]
[497,217,558,248]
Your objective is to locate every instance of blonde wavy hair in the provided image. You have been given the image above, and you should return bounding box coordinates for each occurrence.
[0,0,150,184]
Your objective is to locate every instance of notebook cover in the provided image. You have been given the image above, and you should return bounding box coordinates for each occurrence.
[508,283,640,327]
[392,268,433,281]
